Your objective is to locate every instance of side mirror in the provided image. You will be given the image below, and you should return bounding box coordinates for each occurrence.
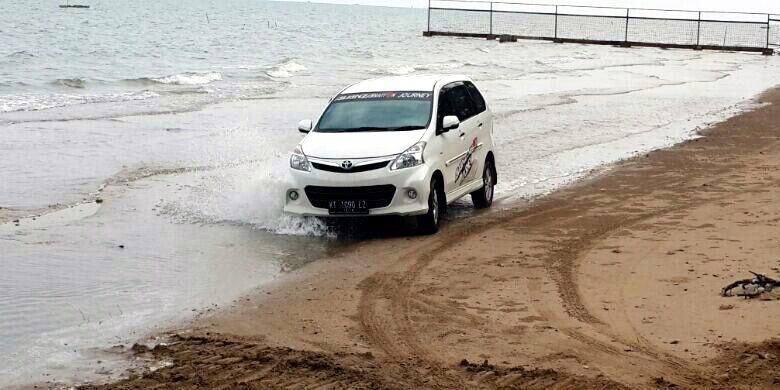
[441,115,460,133]
[297,119,313,133]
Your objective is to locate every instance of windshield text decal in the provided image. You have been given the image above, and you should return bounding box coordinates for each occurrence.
[334,91,432,102]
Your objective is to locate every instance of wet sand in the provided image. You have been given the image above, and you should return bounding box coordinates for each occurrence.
[79,88,780,389]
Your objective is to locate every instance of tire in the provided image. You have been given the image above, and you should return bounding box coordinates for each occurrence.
[471,159,495,209]
[417,177,442,235]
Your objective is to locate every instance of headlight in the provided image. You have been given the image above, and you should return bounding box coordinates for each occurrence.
[390,141,426,171]
[290,145,311,172]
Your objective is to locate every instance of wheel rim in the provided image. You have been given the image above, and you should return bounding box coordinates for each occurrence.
[431,188,439,225]
[484,164,494,203]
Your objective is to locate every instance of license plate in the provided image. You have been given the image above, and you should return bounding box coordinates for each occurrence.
[328,199,369,215]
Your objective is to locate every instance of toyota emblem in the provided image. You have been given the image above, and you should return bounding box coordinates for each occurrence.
[341,160,353,170]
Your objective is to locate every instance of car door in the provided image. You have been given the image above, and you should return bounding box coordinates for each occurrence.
[437,82,479,194]
[462,81,490,185]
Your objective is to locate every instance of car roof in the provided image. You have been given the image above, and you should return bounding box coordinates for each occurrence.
[341,74,470,94]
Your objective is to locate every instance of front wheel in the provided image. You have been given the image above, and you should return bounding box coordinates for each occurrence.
[471,159,495,209]
[417,178,442,235]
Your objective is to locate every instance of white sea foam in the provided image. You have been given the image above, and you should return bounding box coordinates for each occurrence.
[265,60,307,78]
[0,91,159,113]
[151,71,223,85]
[386,65,416,75]
[376,62,466,76]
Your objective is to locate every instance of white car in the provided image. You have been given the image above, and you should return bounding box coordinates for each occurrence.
[284,74,496,234]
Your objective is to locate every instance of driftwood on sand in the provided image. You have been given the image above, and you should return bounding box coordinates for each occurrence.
[721,272,780,298]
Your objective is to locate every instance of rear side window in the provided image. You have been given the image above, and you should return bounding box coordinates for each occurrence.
[465,82,486,114]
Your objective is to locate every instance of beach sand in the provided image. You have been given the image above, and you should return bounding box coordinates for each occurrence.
[78,88,780,389]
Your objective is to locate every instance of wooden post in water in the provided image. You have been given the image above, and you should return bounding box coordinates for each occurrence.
[489,2,493,36]
[765,14,774,55]
[624,8,630,43]
[427,0,431,33]
[696,11,701,47]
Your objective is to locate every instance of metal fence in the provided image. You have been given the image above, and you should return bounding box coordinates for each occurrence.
[425,0,779,54]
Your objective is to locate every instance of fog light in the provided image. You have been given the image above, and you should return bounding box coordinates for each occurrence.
[407,189,418,199]
[289,190,299,201]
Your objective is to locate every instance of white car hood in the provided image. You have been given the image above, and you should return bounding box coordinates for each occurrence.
[300,130,426,159]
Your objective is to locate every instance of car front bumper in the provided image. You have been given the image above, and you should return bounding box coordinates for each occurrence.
[284,164,432,217]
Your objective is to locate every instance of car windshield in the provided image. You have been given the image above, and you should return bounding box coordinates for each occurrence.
[316,91,433,133]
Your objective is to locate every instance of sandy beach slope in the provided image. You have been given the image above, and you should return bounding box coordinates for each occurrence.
[80,89,780,389]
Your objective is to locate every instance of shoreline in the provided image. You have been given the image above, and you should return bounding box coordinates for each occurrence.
[71,87,780,389]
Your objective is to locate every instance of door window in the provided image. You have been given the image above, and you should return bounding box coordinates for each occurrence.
[449,85,476,121]
[438,83,477,130]
[437,87,457,131]
[438,81,487,132]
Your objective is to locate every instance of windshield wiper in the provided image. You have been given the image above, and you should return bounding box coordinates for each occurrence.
[387,126,426,131]
[320,126,426,133]
[317,127,376,133]
[345,126,391,132]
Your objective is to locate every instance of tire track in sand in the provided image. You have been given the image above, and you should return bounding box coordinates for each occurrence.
[355,199,727,387]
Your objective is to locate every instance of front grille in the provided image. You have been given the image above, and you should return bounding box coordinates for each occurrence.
[304,185,396,209]
[311,160,390,173]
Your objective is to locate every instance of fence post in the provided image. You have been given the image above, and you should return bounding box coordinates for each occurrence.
[768,14,771,49]
[624,8,630,43]
[554,5,558,39]
[696,11,701,46]
[427,0,431,33]
[489,2,493,36]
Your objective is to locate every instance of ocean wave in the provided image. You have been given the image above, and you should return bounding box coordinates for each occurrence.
[6,50,35,58]
[0,81,30,88]
[0,91,159,113]
[384,65,416,75]
[122,71,223,86]
[222,64,266,70]
[150,71,223,85]
[54,78,87,89]
[372,62,466,76]
[265,60,307,78]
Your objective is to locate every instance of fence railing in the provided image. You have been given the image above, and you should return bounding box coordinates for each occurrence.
[424,0,778,54]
